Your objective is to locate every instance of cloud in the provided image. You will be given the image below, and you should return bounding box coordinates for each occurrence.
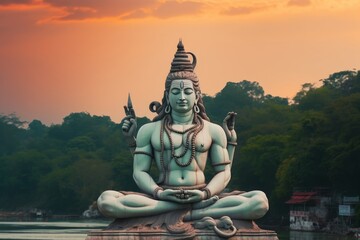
[0,0,33,5]
[42,0,206,22]
[42,0,158,21]
[0,0,282,22]
[0,0,271,22]
[221,5,274,16]
[121,9,149,20]
[152,1,205,19]
[287,0,311,7]
[0,0,206,23]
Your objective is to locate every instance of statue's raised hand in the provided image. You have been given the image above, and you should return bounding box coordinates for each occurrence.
[122,94,137,139]
[121,116,137,138]
[222,112,237,142]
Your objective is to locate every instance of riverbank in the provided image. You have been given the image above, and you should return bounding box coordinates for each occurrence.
[0,210,83,221]
[0,220,110,240]
[0,220,358,240]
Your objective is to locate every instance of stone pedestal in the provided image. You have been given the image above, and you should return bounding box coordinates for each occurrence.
[86,219,278,240]
[87,228,278,240]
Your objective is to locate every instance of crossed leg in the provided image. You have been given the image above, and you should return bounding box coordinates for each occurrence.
[184,190,269,221]
[97,190,268,221]
[97,190,187,218]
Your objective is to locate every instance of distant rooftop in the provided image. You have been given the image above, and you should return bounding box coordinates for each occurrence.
[286,191,318,204]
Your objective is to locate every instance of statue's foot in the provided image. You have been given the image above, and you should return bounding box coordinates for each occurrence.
[192,195,219,210]
[183,196,218,221]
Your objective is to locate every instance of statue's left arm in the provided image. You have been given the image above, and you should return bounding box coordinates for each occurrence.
[204,124,232,198]
[222,112,237,167]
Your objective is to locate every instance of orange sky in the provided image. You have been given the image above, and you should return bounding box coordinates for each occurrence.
[0,0,359,125]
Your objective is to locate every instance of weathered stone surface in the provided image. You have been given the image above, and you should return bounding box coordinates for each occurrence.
[86,219,278,240]
[86,228,278,240]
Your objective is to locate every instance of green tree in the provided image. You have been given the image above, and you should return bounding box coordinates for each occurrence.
[28,119,47,137]
[0,114,27,155]
[233,135,289,195]
[0,150,51,208]
[39,158,112,213]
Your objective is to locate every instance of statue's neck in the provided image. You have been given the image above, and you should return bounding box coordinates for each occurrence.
[171,111,194,125]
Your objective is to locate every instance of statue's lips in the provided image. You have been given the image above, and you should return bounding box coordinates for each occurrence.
[177,102,188,107]
[177,102,187,107]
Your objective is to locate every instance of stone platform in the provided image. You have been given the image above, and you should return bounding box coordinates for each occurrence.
[86,228,278,240]
[86,218,278,240]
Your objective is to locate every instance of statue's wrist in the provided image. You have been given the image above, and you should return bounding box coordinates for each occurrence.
[200,191,206,200]
[153,187,163,200]
[227,141,237,146]
[126,137,136,148]
[202,187,211,200]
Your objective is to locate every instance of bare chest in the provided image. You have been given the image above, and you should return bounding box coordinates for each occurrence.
[151,123,211,153]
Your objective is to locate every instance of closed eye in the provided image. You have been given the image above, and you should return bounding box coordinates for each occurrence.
[184,88,194,95]
[171,88,180,95]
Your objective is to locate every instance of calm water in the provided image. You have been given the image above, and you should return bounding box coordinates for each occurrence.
[0,220,357,240]
[0,220,110,240]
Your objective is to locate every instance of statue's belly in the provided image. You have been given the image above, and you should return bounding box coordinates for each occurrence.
[166,169,205,187]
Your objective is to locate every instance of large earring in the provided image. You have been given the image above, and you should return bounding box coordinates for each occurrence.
[165,105,171,113]
[194,103,200,113]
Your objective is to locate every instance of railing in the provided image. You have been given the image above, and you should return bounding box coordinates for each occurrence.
[290,210,310,217]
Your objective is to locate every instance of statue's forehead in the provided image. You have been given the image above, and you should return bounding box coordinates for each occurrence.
[170,79,194,89]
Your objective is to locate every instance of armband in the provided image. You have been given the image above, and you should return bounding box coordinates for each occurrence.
[153,187,163,199]
[202,187,212,200]
[212,161,231,167]
[133,151,153,158]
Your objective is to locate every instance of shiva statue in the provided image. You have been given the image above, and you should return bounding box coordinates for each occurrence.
[97,40,269,237]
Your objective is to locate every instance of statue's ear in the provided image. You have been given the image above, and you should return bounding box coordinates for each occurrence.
[195,91,200,102]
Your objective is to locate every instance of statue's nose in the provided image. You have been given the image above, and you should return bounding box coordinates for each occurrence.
[179,91,185,100]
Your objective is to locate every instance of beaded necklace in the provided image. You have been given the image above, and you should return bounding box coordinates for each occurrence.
[158,114,204,184]
[164,114,204,167]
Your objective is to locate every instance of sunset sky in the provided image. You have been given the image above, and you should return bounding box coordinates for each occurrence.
[1,0,359,125]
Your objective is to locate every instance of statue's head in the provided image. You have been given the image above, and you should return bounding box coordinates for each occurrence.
[150,40,210,122]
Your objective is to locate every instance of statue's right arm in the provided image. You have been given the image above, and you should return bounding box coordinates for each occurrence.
[132,123,159,197]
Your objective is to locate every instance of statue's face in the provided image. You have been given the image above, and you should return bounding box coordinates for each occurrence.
[168,79,197,114]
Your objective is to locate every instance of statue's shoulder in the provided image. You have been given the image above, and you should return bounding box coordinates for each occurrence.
[203,119,227,144]
[138,121,160,134]
[136,121,160,143]
[203,119,224,133]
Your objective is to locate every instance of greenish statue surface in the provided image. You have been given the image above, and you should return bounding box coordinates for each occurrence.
[97,40,269,233]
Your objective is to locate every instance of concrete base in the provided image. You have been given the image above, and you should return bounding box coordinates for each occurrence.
[86,228,278,240]
[86,219,278,240]
[86,210,278,239]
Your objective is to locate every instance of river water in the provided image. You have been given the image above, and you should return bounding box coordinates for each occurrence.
[0,220,109,240]
[0,220,357,240]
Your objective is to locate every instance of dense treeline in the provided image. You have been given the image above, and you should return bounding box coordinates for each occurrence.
[0,70,359,218]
